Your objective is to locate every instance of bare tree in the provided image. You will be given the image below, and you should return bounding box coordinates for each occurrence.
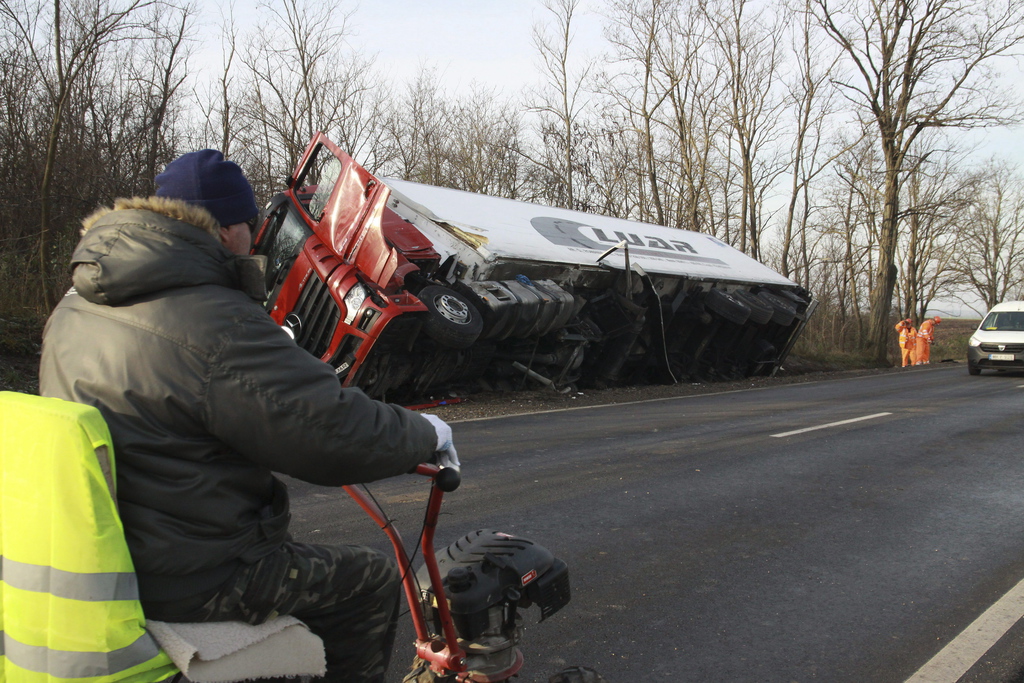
[710,0,786,259]
[235,0,389,196]
[445,87,527,198]
[658,0,726,235]
[897,150,973,320]
[601,0,680,224]
[193,1,241,155]
[382,66,452,186]
[380,69,527,199]
[957,161,1024,310]
[131,1,195,194]
[528,0,596,211]
[814,135,884,349]
[0,0,157,309]
[778,0,848,280]
[0,43,42,312]
[811,0,1024,363]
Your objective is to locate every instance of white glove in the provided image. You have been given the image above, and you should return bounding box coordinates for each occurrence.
[421,414,460,472]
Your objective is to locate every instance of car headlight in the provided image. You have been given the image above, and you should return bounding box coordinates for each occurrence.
[343,284,367,325]
[968,335,982,347]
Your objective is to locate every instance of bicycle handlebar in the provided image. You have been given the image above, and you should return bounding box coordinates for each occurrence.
[413,463,461,492]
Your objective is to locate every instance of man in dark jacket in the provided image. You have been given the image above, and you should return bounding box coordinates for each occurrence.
[39,150,455,683]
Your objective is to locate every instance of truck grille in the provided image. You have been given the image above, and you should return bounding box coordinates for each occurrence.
[292,275,341,359]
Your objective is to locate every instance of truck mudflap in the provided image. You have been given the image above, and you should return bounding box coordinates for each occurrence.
[254,133,815,401]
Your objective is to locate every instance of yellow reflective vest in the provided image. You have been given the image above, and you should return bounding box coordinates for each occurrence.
[0,392,177,683]
[894,322,917,349]
[918,319,936,343]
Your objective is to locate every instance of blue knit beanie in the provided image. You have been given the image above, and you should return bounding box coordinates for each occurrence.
[155,149,258,226]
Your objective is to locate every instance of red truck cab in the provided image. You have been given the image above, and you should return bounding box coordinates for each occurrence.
[254,133,457,388]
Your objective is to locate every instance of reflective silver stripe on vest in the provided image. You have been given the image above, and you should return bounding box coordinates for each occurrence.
[1,630,162,678]
[0,556,139,601]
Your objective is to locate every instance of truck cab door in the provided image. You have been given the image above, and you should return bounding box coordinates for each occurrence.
[291,133,398,288]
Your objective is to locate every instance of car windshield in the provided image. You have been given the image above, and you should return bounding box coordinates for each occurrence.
[980,311,1024,331]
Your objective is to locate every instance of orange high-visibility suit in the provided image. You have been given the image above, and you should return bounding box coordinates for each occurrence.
[895,319,917,367]
[915,316,941,364]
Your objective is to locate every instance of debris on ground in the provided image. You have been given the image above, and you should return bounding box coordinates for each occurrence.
[420,361,926,422]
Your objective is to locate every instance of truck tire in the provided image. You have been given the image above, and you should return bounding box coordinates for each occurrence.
[733,289,774,325]
[967,361,981,376]
[419,285,483,349]
[779,289,808,308]
[705,288,750,326]
[757,291,797,326]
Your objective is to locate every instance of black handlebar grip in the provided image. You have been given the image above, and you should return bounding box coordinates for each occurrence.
[436,467,461,492]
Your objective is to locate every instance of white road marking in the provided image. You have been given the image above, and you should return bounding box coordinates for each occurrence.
[904,576,1024,683]
[770,412,892,438]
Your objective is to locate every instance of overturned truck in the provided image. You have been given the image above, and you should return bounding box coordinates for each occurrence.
[253,133,815,400]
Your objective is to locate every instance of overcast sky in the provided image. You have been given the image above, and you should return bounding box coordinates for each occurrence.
[348,0,600,94]
[204,0,606,97]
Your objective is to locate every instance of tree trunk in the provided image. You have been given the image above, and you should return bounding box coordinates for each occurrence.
[39,116,60,311]
[867,166,901,363]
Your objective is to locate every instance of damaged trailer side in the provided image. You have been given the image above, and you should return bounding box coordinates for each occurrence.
[254,133,815,401]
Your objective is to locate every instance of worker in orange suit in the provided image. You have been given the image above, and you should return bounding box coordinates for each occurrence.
[895,318,917,367]
[915,316,941,365]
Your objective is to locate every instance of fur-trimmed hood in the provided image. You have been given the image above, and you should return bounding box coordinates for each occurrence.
[70,196,265,306]
[81,196,221,237]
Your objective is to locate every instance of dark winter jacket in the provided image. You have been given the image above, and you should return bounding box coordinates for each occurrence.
[39,196,437,600]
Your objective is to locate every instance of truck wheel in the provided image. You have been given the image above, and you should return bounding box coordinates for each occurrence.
[705,288,750,326]
[967,362,981,376]
[779,289,808,310]
[733,289,774,325]
[757,291,797,326]
[419,285,483,349]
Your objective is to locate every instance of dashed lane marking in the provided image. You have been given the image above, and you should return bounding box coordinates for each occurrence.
[769,412,892,438]
[904,576,1024,683]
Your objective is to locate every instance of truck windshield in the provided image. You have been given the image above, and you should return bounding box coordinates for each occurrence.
[297,144,342,222]
[255,205,313,296]
[981,311,1024,331]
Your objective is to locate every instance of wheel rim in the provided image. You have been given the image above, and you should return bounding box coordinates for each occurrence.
[434,293,471,325]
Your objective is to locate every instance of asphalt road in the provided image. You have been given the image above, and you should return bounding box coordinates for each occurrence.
[284,364,1024,682]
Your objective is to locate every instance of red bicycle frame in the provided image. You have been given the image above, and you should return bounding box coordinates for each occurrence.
[344,464,468,676]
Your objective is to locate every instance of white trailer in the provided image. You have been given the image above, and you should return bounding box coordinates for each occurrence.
[253,134,814,399]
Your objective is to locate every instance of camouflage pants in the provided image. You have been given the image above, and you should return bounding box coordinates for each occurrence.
[143,542,402,683]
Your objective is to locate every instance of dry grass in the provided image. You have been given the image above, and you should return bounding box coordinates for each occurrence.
[928,318,979,363]
[792,316,979,368]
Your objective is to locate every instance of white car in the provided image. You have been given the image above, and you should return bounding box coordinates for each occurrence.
[967,301,1024,375]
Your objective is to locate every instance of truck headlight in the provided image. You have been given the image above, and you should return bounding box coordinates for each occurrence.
[343,284,367,325]
[968,335,982,347]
